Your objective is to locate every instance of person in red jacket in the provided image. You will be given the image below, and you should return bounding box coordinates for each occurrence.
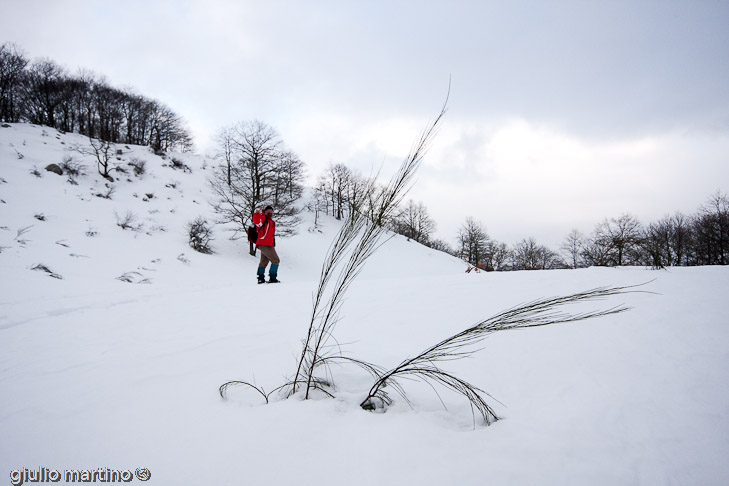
[252,205,280,284]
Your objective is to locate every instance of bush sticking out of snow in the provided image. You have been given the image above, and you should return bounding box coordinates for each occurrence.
[187,217,214,254]
[14,226,32,247]
[115,271,151,284]
[94,185,115,199]
[169,157,192,173]
[115,211,142,231]
[30,263,63,279]
[60,156,86,184]
[128,158,146,177]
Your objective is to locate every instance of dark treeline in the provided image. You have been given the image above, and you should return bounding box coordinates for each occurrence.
[456,191,729,271]
[0,42,192,152]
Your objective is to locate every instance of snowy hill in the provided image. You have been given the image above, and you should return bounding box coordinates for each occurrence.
[1,123,728,485]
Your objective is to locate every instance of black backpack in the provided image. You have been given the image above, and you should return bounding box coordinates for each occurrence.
[247,225,258,242]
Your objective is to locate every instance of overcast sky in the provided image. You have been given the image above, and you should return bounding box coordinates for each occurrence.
[2,0,728,248]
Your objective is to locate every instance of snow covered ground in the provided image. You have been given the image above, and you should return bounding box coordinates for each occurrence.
[1,123,728,485]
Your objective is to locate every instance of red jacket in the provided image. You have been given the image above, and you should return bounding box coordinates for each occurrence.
[252,212,276,247]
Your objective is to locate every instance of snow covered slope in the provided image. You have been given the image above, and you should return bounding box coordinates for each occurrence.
[1,123,728,485]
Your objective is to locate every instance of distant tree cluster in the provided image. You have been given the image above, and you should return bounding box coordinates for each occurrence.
[313,163,371,221]
[0,42,192,152]
[453,191,729,271]
[210,120,305,238]
[312,162,446,249]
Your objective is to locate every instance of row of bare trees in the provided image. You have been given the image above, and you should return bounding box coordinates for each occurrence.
[311,162,442,247]
[310,163,729,270]
[220,143,725,271]
[0,42,192,152]
[455,191,729,271]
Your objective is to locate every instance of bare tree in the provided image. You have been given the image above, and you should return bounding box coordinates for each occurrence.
[642,219,667,268]
[670,212,691,266]
[512,237,541,270]
[692,191,729,265]
[560,229,585,269]
[391,199,437,244]
[71,137,115,181]
[20,58,66,127]
[0,42,28,122]
[307,182,328,229]
[589,214,644,266]
[581,236,613,267]
[457,217,490,268]
[485,240,511,271]
[215,126,235,186]
[269,149,305,231]
[210,120,304,238]
[319,163,352,220]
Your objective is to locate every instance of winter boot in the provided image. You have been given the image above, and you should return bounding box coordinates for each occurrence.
[268,264,280,283]
[257,267,266,284]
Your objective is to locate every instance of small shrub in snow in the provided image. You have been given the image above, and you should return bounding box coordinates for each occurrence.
[187,217,214,254]
[30,263,63,279]
[60,156,86,183]
[111,164,128,175]
[85,227,99,237]
[116,271,151,284]
[94,185,115,199]
[34,213,45,221]
[14,148,24,159]
[29,167,42,178]
[147,225,167,235]
[177,253,190,264]
[170,157,192,173]
[115,211,142,231]
[14,226,32,246]
[128,158,147,177]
